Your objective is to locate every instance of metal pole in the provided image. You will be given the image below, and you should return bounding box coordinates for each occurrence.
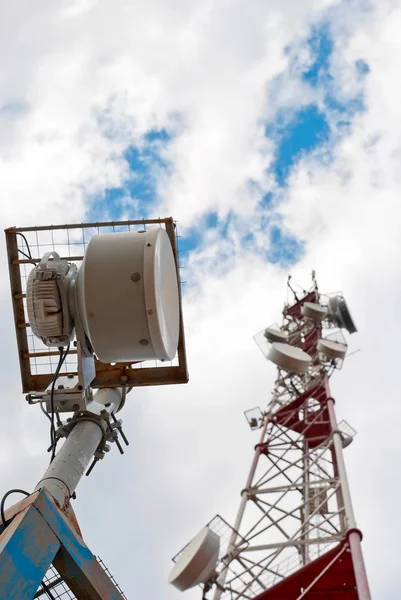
[213,415,271,600]
[325,381,371,600]
[35,389,122,508]
[326,398,356,527]
[301,438,310,565]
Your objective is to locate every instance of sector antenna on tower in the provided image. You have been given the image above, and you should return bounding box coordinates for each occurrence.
[327,295,358,334]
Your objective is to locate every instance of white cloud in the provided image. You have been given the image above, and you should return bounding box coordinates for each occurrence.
[0,0,400,599]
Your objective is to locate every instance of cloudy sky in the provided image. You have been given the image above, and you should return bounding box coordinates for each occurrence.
[1,0,400,598]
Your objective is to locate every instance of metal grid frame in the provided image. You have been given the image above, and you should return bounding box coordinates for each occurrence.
[5,217,188,393]
[215,389,346,599]
[34,558,128,599]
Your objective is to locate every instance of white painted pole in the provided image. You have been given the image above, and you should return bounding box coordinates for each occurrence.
[213,415,271,600]
[35,388,122,508]
[325,385,371,600]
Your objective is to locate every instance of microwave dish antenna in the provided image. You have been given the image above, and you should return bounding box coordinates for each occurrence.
[169,528,220,591]
[4,217,188,600]
[263,327,288,344]
[301,302,327,322]
[26,228,179,363]
[317,339,347,360]
[267,342,311,374]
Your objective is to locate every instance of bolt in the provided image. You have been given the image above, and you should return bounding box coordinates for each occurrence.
[146,242,152,247]
[139,339,149,346]
[72,404,79,411]
[148,309,153,315]
[57,384,64,390]
[131,272,141,282]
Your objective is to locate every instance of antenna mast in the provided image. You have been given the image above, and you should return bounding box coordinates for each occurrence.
[170,276,370,599]
[2,218,188,599]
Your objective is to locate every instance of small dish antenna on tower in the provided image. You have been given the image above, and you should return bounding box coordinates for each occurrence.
[317,339,347,360]
[169,528,220,591]
[267,343,312,374]
[301,302,327,322]
[263,327,289,344]
[254,323,288,360]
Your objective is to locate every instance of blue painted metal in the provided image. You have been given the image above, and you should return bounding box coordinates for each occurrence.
[0,501,60,600]
[35,490,126,600]
[0,489,126,600]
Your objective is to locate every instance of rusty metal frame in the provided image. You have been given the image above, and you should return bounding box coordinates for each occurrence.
[5,217,188,393]
[0,489,126,600]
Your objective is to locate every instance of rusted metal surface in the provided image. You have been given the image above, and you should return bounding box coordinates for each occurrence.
[0,489,127,600]
[0,501,61,600]
[13,217,168,232]
[60,502,83,538]
[34,491,126,600]
[5,228,34,392]
[5,217,189,394]
[54,549,126,600]
[165,218,189,384]
[0,491,40,534]
[35,560,128,599]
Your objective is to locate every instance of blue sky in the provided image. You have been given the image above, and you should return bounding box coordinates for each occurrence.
[88,21,367,271]
[2,1,400,598]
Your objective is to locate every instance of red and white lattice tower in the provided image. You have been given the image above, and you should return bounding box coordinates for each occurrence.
[170,276,371,600]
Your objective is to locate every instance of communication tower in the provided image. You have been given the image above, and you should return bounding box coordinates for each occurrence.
[170,275,371,599]
[2,217,187,599]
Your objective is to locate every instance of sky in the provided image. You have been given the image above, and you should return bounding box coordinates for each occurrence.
[0,0,400,598]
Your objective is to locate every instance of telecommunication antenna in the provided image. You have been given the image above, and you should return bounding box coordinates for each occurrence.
[169,275,371,599]
[2,217,188,599]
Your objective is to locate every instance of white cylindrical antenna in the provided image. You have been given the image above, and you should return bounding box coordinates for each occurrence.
[26,227,180,364]
[75,227,179,362]
[301,302,328,322]
[317,339,347,360]
[169,528,220,591]
[263,328,289,344]
[267,342,311,374]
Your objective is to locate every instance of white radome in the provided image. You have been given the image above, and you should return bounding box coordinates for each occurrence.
[263,327,289,344]
[26,228,180,363]
[301,302,328,322]
[317,339,347,360]
[169,528,220,591]
[267,342,312,374]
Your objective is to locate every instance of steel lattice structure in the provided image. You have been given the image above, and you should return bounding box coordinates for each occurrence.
[35,559,128,599]
[200,279,370,600]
